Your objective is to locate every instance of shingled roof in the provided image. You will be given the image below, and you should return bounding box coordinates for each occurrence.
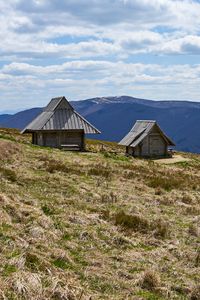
[119,120,175,147]
[21,96,100,134]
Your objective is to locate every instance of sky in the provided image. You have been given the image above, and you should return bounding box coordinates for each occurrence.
[0,0,200,113]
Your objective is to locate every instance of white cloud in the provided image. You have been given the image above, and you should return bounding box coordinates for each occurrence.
[1,60,200,111]
[156,35,200,54]
[13,0,200,30]
[0,0,200,110]
[0,0,200,60]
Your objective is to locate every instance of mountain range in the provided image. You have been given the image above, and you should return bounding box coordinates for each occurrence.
[1,95,200,153]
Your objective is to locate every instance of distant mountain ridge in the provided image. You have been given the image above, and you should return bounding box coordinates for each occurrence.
[74,96,200,108]
[1,95,200,153]
[0,114,10,123]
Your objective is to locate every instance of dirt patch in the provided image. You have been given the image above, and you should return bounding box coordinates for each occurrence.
[153,155,191,165]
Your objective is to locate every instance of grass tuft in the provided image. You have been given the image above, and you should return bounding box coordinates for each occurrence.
[3,264,17,276]
[153,219,170,239]
[52,258,69,270]
[190,285,200,300]
[148,176,182,191]
[0,167,17,182]
[140,270,161,292]
[88,164,111,179]
[114,210,150,233]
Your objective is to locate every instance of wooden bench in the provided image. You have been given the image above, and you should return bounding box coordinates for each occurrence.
[61,144,80,151]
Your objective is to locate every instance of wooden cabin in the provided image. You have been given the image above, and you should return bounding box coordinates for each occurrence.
[119,120,175,157]
[21,96,100,150]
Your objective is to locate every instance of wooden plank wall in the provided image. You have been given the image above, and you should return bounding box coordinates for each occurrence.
[34,131,84,149]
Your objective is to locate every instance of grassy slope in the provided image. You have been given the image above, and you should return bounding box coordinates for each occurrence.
[0,128,199,300]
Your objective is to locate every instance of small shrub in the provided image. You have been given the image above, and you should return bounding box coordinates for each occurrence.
[140,270,160,291]
[115,210,149,233]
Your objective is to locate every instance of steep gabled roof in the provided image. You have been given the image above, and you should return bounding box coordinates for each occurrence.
[119,120,175,147]
[21,96,100,134]
[44,96,73,111]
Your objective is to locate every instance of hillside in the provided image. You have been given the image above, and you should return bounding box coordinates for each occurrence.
[1,96,200,153]
[0,128,200,300]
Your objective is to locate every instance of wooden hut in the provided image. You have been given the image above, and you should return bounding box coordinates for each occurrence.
[21,96,100,150]
[119,120,175,157]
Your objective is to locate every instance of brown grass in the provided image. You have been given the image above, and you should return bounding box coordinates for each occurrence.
[190,285,200,300]
[0,129,199,299]
[114,210,150,233]
[0,139,21,161]
[140,270,161,291]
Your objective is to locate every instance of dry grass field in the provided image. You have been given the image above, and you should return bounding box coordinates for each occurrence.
[0,128,199,300]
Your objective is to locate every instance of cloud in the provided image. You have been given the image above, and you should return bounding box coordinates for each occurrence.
[118,31,163,53]
[0,37,120,60]
[180,36,200,54]
[0,0,200,60]
[0,0,200,111]
[157,35,200,54]
[1,60,200,111]
[14,0,200,30]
